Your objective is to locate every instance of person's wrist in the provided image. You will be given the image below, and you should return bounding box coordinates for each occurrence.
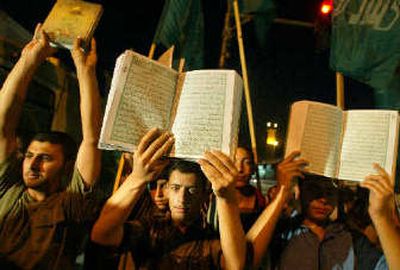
[369,208,392,221]
[19,55,42,72]
[214,186,237,203]
[126,173,148,189]
[76,66,96,77]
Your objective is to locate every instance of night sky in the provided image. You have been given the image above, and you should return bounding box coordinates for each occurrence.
[0,0,374,162]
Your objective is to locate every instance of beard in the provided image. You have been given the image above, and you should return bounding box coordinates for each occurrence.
[23,171,48,189]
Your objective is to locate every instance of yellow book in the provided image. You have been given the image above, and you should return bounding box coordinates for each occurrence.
[42,0,103,50]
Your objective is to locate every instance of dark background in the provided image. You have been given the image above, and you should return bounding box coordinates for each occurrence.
[0,0,374,163]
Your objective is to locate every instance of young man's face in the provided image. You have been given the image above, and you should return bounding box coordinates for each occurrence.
[167,170,204,225]
[22,140,66,193]
[150,179,168,210]
[306,198,334,223]
[234,147,253,187]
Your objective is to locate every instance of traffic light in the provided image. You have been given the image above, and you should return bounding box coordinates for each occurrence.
[320,0,333,16]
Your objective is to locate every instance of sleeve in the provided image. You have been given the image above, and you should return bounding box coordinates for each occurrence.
[62,166,102,223]
[0,152,22,197]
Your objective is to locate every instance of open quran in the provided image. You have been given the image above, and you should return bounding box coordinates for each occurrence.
[99,50,243,159]
[285,100,399,182]
[42,0,103,50]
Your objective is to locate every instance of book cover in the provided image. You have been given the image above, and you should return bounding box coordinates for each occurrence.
[42,0,103,50]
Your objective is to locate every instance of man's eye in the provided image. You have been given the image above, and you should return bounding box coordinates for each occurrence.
[41,156,52,161]
[188,187,198,195]
[170,185,180,191]
[25,153,33,158]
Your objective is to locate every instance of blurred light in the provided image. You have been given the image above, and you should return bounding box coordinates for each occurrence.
[266,123,279,146]
[320,0,333,15]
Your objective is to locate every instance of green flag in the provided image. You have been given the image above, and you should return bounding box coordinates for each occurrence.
[152,0,204,70]
[330,0,400,109]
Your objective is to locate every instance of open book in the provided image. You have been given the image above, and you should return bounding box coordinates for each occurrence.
[99,50,243,159]
[285,100,399,182]
[42,0,103,50]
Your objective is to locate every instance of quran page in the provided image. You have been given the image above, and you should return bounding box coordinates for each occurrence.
[338,110,399,182]
[285,101,343,178]
[99,50,178,152]
[42,0,103,50]
[171,70,243,159]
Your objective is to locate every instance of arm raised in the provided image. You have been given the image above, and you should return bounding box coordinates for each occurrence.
[70,37,102,187]
[91,128,173,246]
[198,150,246,270]
[0,24,55,162]
[246,151,308,269]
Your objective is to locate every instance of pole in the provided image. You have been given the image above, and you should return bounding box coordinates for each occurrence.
[148,43,156,59]
[112,154,125,193]
[336,72,345,109]
[232,0,259,164]
[219,1,232,68]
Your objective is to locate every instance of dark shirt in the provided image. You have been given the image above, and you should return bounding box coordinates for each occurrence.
[271,215,355,270]
[0,153,98,269]
[123,214,222,270]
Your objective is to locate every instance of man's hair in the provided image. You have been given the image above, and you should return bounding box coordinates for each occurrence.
[31,131,78,161]
[167,159,208,190]
[299,174,338,211]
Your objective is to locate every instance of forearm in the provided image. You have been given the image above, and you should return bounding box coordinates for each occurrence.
[75,67,102,186]
[0,56,39,161]
[371,215,400,269]
[217,196,246,270]
[246,188,286,269]
[91,176,147,246]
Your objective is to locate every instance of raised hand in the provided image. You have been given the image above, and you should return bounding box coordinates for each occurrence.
[276,151,308,188]
[198,150,238,201]
[360,163,395,220]
[129,128,174,185]
[70,37,97,73]
[21,23,56,66]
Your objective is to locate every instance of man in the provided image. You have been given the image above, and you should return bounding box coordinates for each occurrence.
[91,128,247,270]
[0,24,102,269]
[271,176,355,270]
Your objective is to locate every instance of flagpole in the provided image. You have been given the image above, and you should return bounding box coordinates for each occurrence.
[112,154,126,193]
[148,43,156,59]
[336,72,345,109]
[232,0,259,164]
[219,0,232,68]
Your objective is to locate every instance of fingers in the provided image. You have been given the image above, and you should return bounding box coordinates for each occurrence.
[202,150,237,177]
[147,135,174,166]
[373,163,391,183]
[73,36,82,51]
[198,158,222,181]
[198,150,238,199]
[89,38,97,55]
[136,128,174,167]
[33,23,42,39]
[281,150,301,165]
[361,177,388,195]
[137,128,162,154]
[360,164,393,193]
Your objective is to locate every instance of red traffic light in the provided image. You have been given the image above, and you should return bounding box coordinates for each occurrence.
[320,0,333,15]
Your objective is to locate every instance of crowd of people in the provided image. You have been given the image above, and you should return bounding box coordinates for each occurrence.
[0,24,399,270]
